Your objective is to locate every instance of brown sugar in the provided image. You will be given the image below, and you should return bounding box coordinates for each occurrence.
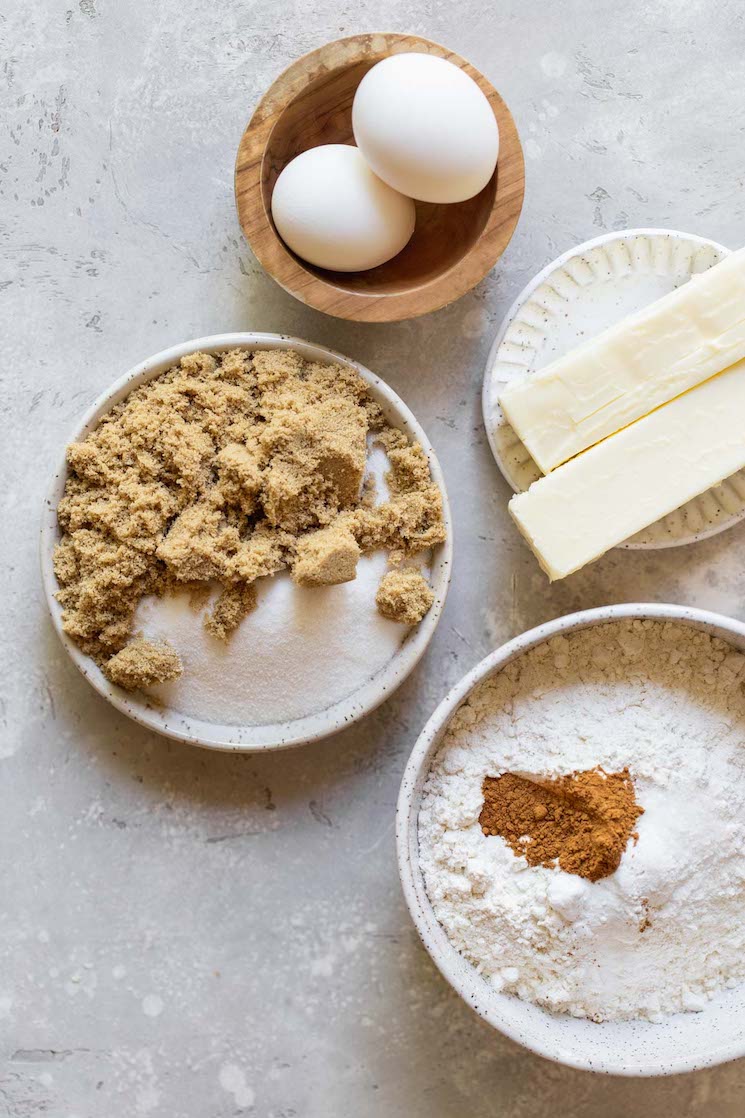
[292,524,361,588]
[54,348,446,688]
[479,767,643,882]
[105,639,183,692]
[204,582,258,640]
[376,568,435,624]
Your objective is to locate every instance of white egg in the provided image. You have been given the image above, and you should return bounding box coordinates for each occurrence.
[352,53,499,204]
[270,144,416,272]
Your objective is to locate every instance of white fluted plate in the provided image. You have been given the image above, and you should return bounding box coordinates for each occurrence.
[482,229,745,548]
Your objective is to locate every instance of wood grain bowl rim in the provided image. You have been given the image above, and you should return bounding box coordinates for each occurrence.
[234,33,526,322]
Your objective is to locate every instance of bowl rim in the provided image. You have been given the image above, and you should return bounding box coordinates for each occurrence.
[40,332,453,752]
[396,601,745,1076]
[234,32,525,323]
[480,227,738,551]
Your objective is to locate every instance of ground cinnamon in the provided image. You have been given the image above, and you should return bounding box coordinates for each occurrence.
[479,767,643,882]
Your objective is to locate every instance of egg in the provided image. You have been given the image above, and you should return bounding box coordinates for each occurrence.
[270,144,416,272]
[352,53,499,204]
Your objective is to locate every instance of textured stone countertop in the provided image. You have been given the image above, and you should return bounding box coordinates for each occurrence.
[4,1,745,1115]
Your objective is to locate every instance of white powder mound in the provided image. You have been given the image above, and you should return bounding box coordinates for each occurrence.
[418,619,745,1023]
[135,444,429,726]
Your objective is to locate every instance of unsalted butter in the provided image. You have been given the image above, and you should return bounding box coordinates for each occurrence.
[509,360,745,581]
[500,247,745,474]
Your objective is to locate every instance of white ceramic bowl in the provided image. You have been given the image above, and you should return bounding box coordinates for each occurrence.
[397,602,745,1076]
[481,229,745,550]
[41,333,452,752]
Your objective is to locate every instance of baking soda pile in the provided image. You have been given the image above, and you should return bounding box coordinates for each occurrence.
[418,620,745,1022]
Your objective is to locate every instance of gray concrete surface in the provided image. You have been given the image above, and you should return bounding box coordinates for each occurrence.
[3,0,745,1114]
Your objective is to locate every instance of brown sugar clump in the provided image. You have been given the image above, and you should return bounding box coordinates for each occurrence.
[479,767,643,882]
[376,568,435,624]
[105,639,182,691]
[204,582,258,640]
[216,441,263,515]
[53,349,446,687]
[260,396,367,532]
[292,524,361,587]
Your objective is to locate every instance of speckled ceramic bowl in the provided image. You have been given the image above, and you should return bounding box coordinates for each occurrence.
[396,603,745,1076]
[40,333,452,752]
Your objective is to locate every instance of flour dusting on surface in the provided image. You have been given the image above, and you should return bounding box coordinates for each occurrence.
[219,1063,255,1109]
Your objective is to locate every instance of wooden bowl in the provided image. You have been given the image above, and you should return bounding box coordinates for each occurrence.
[235,33,525,323]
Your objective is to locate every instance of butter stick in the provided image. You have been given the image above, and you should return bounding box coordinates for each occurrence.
[509,360,745,581]
[500,247,745,474]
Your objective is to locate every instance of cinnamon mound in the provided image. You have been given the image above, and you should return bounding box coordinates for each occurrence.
[480,767,643,882]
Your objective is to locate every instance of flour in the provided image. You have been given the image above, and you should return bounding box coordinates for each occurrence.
[418,619,745,1022]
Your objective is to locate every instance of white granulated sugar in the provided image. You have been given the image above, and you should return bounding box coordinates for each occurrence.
[418,620,745,1022]
[136,445,427,726]
[136,550,412,725]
